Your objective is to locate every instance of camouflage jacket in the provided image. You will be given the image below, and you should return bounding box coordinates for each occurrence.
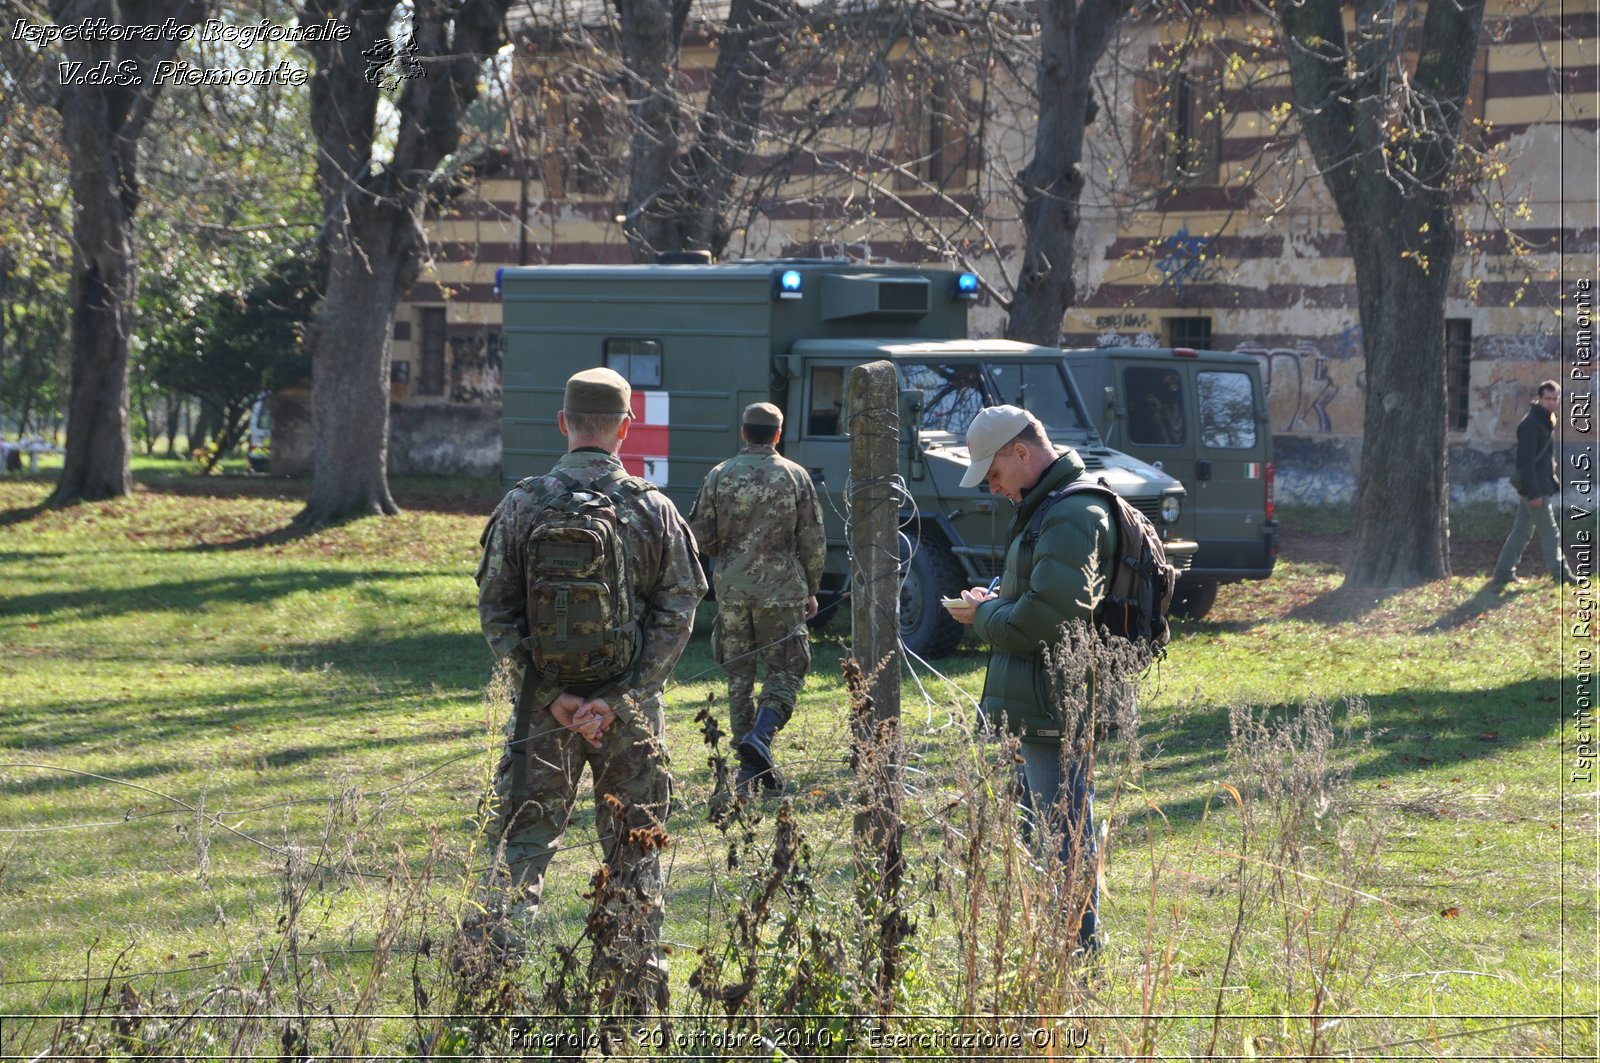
[688,444,826,607]
[476,448,707,702]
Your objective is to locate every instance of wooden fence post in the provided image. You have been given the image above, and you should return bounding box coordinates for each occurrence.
[846,359,907,1012]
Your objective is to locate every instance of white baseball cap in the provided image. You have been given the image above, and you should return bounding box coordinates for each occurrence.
[959,405,1033,488]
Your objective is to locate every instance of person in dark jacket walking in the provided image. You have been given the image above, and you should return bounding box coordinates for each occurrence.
[943,405,1114,955]
[1493,380,1577,586]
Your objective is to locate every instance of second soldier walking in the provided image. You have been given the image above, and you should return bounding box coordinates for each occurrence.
[690,402,827,796]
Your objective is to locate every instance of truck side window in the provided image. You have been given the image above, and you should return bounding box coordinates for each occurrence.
[808,366,846,436]
[1197,371,1257,448]
[603,338,663,388]
[902,362,986,433]
[1124,367,1186,446]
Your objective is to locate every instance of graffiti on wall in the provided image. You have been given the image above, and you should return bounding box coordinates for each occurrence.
[1091,312,1152,332]
[449,331,504,404]
[1234,341,1341,434]
[1155,225,1223,292]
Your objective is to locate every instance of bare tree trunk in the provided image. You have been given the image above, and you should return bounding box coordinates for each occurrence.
[300,218,405,517]
[1278,0,1485,586]
[672,0,794,257]
[1005,0,1123,345]
[617,0,693,260]
[163,393,182,457]
[52,172,134,500]
[1345,214,1454,585]
[44,0,198,504]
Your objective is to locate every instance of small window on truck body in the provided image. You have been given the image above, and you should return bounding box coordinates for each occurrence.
[1124,367,1186,446]
[1197,371,1257,449]
[603,338,663,388]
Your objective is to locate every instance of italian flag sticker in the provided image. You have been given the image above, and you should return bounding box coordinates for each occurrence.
[1246,462,1261,479]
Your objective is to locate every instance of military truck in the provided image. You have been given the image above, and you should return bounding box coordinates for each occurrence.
[498,260,1197,657]
[1062,346,1277,619]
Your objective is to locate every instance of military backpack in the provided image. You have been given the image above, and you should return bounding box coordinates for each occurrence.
[1023,477,1178,651]
[518,468,651,692]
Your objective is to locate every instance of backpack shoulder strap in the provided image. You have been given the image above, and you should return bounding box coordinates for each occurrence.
[593,466,658,508]
[1022,478,1116,544]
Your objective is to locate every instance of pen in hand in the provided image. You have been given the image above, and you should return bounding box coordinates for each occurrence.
[984,576,1000,598]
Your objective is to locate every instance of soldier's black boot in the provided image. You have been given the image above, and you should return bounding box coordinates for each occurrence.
[736,704,786,794]
[734,759,762,800]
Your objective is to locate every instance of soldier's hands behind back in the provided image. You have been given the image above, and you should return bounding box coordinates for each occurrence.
[572,697,616,748]
[547,691,587,731]
[547,691,613,748]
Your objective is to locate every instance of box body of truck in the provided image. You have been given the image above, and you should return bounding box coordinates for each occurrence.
[500,261,1196,655]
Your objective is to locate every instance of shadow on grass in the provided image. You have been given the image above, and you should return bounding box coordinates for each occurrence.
[1130,675,1560,828]
[183,520,322,552]
[2,568,440,624]
[1,629,490,751]
[1422,582,1522,633]
[0,502,48,529]
[0,718,483,799]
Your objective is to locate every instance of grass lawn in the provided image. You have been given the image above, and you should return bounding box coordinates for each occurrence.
[0,465,1593,1059]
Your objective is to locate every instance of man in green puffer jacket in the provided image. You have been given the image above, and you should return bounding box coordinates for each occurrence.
[944,405,1114,955]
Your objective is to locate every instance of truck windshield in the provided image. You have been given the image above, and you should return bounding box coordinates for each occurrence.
[900,360,1095,438]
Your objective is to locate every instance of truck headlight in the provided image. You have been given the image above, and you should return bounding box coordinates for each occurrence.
[1160,496,1181,524]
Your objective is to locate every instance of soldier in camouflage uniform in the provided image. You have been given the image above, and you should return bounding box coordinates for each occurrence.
[472,366,706,1015]
[689,402,826,795]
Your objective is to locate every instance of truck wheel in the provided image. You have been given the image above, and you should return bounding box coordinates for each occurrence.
[1170,579,1219,621]
[898,535,968,659]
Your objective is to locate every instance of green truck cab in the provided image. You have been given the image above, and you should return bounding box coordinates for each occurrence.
[498,261,1197,656]
[1062,346,1278,619]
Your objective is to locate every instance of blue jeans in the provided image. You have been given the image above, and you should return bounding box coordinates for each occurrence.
[1016,742,1098,951]
[1494,495,1571,580]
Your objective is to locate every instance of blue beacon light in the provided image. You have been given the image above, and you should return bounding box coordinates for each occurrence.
[777,269,804,299]
[955,272,980,300]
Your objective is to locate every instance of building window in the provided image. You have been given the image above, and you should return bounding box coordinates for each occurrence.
[419,308,446,396]
[603,338,663,389]
[1165,316,1212,349]
[894,70,974,190]
[537,74,623,199]
[1446,319,1472,432]
[1134,55,1222,187]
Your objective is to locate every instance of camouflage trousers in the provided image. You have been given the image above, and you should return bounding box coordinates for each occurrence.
[712,603,811,740]
[482,690,672,1014]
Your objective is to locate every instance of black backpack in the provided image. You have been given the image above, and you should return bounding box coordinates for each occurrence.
[1024,477,1178,650]
[518,468,651,691]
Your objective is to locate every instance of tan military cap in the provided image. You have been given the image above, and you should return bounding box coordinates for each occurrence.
[742,402,783,428]
[564,367,632,416]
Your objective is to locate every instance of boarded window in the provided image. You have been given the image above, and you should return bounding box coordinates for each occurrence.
[538,75,622,198]
[419,309,446,396]
[894,70,975,190]
[1134,54,1222,186]
[1446,319,1472,432]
